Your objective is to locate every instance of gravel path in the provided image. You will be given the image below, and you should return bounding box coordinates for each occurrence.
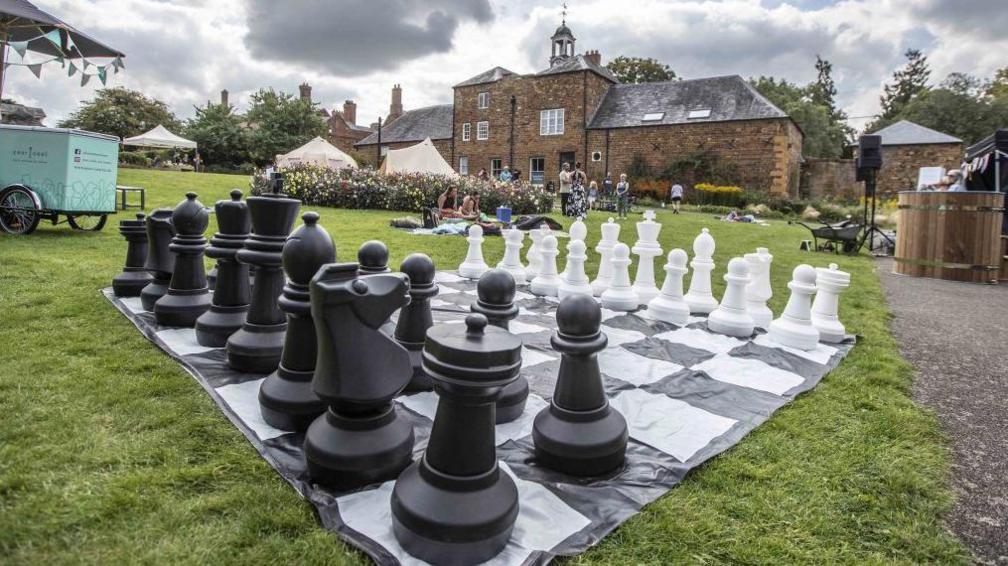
[877,259,1008,564]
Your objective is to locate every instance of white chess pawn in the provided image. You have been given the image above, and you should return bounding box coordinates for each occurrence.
[558,239,592,299]
[497,227,527,284]
[767,264,820,350]
[707,257,756,338]
[591,218,621,297]
[811,263,850,343]
[526,226,546,278]
[529,233,561,297]
[600,243,639,311]
[631,209,663,305]
[458,224,489,279]
[744,247,774,330]
[560,216,588,280]
[646,249,690,326]
[684,228,719,314]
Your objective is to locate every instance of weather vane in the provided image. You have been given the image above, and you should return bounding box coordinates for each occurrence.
[562,2,568,25]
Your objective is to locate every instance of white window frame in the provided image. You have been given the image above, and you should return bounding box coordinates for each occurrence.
[459,156,469,175]
[529,157,545,185]
[476,121,489,141]
[540,108,564,136]
[462,122,471,141]
[478,92,489,109]
[491,158,503,178]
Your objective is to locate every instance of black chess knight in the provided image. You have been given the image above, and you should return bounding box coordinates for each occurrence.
[154,193,211,326]
[394,253,438,392]
[195,190,251,347]
[112,212,152,297]
[471,269,528,424]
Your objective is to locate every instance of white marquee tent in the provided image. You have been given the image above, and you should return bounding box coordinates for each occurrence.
[380,137,456,177]
[276,136,357,170]
[122,124,197,149]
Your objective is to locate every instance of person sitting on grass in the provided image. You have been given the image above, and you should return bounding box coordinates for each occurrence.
[437,187,461,218]
[459,190,481,220]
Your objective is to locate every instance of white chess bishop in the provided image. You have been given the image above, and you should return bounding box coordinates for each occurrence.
[646,248,690,326]
[591,218,620,296]
[810,263,850,343]
[526,226,547,278]
[631,210,663,305]
[744,247,774,330]
[707,257,756,338]
[600,243,639,311]
[497,227,528,284]
[560,216,588,281]
[458,224,489,279]
[557,239,593,299]
[529,233,561,297]
[683,228,719,314]
[767,264,820,350]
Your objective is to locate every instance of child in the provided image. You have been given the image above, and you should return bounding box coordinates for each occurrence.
[587,181,599,210]
[616,174,630,219]
[669,181,683,214]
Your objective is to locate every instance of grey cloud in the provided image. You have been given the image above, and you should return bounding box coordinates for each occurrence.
[243,0,494,76]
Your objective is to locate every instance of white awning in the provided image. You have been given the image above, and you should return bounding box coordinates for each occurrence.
[122,124,197,149]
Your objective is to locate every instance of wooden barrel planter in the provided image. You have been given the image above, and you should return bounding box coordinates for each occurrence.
[894,191,1005,283]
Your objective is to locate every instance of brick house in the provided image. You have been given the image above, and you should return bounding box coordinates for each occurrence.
[357,21,803,196]
[854,120,963,194]
[326,100,373,154]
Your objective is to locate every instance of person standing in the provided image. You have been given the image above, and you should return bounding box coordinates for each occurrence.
[567,163,588,217]
[616,173,630,219]
[499,165,513,182]
[587,181,599,210]
[477,168,489,181]
[558,162,573,215]
[669,181,684,214]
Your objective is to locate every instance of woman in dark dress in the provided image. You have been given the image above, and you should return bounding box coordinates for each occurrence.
[566,162,588,217]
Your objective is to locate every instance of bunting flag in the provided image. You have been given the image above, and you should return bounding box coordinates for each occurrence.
[68,62,77,77]
[80,73,90,87]
[27,63,43,78]
[43,29,62,48]
[10,41,28,58]
[64,33,76,54]
[3,31,123,85]
[97,66,107,85]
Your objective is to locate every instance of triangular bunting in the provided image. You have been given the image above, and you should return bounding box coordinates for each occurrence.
[81,73,91,87]
[10,41,28,58]
[98,67,107,85]
[27,64,43,78]
[44,29,62,47]
[115,56,125,70]
[68,62,77,77]
[82,59,90,70]
[65,33,76,54]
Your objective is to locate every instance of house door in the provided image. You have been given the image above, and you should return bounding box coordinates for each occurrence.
[559,151,576,171]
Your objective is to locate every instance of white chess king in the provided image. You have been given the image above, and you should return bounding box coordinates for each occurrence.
[600,243,639,311]
[683,228,719,314]
[810,263,850,343]
[767,264,820,350]
[631,210,663,305]
[707,257,756,338]
[458,224,489,279]
[529,233,561,297]
[557,239,593,299]
[646,248,690,326]
[497,227,528,285]
[744,247,774,330]
[591,218,620,296]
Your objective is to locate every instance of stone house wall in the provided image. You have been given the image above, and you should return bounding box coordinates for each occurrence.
[801,158,860,199]
[855,142,963,194]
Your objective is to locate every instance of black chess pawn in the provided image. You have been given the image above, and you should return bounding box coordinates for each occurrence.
[471,269,528,424]
[155,193,211,326]
[304,263,414,490]
[394,253,438,392]
[226,186,301,373]
[195,190,251,347]
[357,240,390,275]
[113,212,152,297]
[206,261,218,290]
[533,294,628,476]
[392,313,522,565]
[259,212,336,431]
[140,209,176,311]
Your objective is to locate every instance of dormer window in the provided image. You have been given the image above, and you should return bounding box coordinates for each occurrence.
[688,109,712,119]
[642,112,665,122]
[478,92,489,109]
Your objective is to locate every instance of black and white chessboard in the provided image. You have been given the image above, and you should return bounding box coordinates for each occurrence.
[103,271,854,565]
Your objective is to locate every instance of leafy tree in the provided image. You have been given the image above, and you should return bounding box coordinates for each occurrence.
[750,76,850,158]
[57,87,181,140]
[605,56,676,84]
[877,49,931,122]
[940,72,983,98]
[985,67,1008,101]
[807,55,838,113]
[185,101,249,167]
[894,82,1008,145]
[244,88,329,165]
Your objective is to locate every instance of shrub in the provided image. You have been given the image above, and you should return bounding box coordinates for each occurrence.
[692,183,746,207]
[119,151,149,167]
[633,179,667,201]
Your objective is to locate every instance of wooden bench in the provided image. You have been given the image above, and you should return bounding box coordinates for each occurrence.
[116,185,146,210]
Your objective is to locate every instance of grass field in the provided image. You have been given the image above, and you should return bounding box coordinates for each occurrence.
[0,169,968,564]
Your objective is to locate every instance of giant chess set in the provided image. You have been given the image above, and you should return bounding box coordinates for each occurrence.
[105,181,854,565]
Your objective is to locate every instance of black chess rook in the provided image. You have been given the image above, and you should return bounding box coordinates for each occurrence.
[112,212,152,297]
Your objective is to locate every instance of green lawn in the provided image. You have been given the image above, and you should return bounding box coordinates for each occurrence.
[0,169,968,564]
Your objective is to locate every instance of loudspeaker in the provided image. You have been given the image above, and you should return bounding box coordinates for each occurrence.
[856,134,883,173]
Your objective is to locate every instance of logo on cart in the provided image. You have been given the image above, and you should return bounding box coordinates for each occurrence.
[10,145,49,163]
[74,148,82,162]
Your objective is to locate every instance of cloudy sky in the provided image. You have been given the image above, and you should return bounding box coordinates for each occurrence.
[4,0,1007,130]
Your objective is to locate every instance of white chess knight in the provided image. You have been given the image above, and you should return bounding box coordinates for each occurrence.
[631,209,663,305]
[767,264,821,350]
[810,263,851,343]
[591,217,621,296]
[557,239,593,299]
[707,257,756,338]
[529,233,561,297]
[458,224,490,279]
[744,247,774,330]
[646,249,690,326]
[497,227,528,284]
[683,228,719,314]
[560,216,588,281]
[526,225,547,278]
[600,243,639,311]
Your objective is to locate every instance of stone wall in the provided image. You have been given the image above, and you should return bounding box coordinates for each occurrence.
[801,158,860,199]
[855,142,963,194]
[328,115,372,154]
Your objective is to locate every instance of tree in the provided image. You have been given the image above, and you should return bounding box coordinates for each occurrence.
[750,76,850,158]
[807,55,838,113]
[877,49,931,121]
[605,56,676,84]
[244,88,329,165]
[57,87,181,140]
[895,82,1008,145]
[985,67,1008,101]
[185,101,249,167]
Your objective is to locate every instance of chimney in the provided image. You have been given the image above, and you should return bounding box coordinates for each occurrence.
[220,89,229,106]
[389,84,403,121]
[299,82,312,102]
[585,50,602,66]
[342,100,357,125]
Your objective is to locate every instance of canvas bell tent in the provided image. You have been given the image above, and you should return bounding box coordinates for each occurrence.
[276,136,357,169]
[379,138,456,177]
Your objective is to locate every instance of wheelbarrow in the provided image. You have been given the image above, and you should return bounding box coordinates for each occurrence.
[790,218,863,254]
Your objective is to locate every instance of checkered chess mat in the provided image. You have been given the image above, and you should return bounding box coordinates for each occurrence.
[103,271,854,565]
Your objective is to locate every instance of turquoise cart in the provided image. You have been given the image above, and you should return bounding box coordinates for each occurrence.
[0,124,120,234]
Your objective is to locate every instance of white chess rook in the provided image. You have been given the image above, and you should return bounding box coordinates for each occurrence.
[744,247,774,330]
[767,264,820,350]
[526,226,546,278]
[529,233,561,297]
[600,243,639,311]
[497,227,528,285]
[707,257,755,338]
[458,224,490,279]
[646,248,690,326]
[558,239,593,299]
[560,217,588,281]
[591,218,620,296]
[631,210,663,305]
[811,263,850,343]
[684,228,719,314]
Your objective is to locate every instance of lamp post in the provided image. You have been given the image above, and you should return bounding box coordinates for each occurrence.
[376,116,383,166]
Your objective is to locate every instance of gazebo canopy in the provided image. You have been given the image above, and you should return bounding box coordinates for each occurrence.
[276,136,356,169]
[122,124,196,149]
[379,137,456,177]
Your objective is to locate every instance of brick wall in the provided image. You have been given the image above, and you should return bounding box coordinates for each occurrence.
[328,114,372,154]
[857,143,963,194]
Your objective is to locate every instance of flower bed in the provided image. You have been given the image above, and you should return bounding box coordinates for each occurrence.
[249,165,553,215]
[692,183,746,207]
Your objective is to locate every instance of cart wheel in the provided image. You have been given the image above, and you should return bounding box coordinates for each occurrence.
[0,186,41,235]
[67,214,108,231]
